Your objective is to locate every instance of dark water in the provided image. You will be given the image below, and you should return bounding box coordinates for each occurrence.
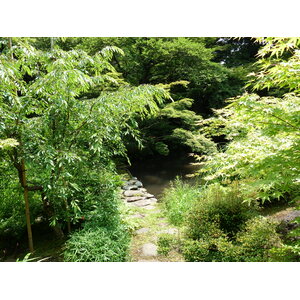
[128,154,200,198]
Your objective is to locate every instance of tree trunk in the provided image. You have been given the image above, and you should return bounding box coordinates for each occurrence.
[21,159,34,252]
[7,37,34,253]
[41,192,65,239]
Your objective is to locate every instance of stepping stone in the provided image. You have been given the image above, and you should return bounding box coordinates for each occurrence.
[130,199,154,207]
[135,227,150,234]
[129,213,145,219]
[124,190,145,197]
[126,196,145,202]
[138,260,160,262]
[159,222,168,227]
[148,197,158,203]
[158,228,178,235]
[141,243,157,256]
[124,185,139,190]
[144,193,155,199]
[144,205,156,210]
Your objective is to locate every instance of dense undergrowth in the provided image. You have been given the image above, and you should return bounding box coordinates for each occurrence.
[161,180,300,262]
[159,38,300,262]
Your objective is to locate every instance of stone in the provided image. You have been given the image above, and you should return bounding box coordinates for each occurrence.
[143,205,156,210]
[129,213,145,219]
[158,228,178,235]
[147,197,158,203]
[139,188,147,192]
[135,181,143,188]
[126,196,145,202]
[138,260,160,262]
[135,227,150,234]
[128,179,138,185]
[159,222,168,227]
[130,199,154,207]
[141,243,157,256]
[144,193,155,199]
[123,190,145,197]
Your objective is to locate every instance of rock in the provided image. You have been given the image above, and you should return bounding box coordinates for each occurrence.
[128,179,137,184]
[158,228,178,235]
[144,193,155,199]
[135,181,143,188]
[135,227,150,234]
[126,196,145,202]
[141,243,157,256]
[138,259,160,262]
[123,182,140,190]
[123,190,145,197]
[139,188,147,192]
[271,209,300,223]
[129,213,145,219]
[143,205,156,210]
[130,199,154,207]
[159,222,168,227]
[147,197,158,203]
[132,177,138,180]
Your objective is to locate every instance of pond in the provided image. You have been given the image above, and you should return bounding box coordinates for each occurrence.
[128,153,200,198]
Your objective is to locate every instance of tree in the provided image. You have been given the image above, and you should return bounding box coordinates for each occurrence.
[199,38,300,203]
[0,38,169,250]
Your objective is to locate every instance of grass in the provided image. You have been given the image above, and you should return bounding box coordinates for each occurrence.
[127,203,184,262]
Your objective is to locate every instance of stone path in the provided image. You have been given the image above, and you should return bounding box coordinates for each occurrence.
[121,177,183,262]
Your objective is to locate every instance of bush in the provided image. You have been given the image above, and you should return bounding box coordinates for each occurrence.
[157,234,176,256]
[235,216,282,262]
[63,189,131,262]
[64,225,130,262]
[186,182,258,239]
[269,245,300,262]
[182,235,240,262]
[182,216,282,262]
[162,177,200,226]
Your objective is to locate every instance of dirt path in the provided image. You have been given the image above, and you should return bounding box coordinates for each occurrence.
[121,178,183,262]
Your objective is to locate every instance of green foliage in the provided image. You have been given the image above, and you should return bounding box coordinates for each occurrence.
[63,188,131,262]
[182,216,282,262]
[268,216,300,262]
[0,38,170,240]
[182,235,239,262]
[248,38,300,93]
[170,128,217,154]
[132,96,217,156]
[162,178,200,226]
[185,182,257,239]
[269,244,300,262]
[64,225,130,262]
[157,234,175,256]
[0,162,42,239]
[198,38,300,204]
[235,216,282,262]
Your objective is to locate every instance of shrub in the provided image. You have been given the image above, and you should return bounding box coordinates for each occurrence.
[162,177,200,226]
[236,216,282,262]
[269,245,300,262]
[186,182,258,239]
[63,190,131,262]
[182,236,240,262]
[64,225,130,262]
[182,216,282,262]
[157,234,176,256]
